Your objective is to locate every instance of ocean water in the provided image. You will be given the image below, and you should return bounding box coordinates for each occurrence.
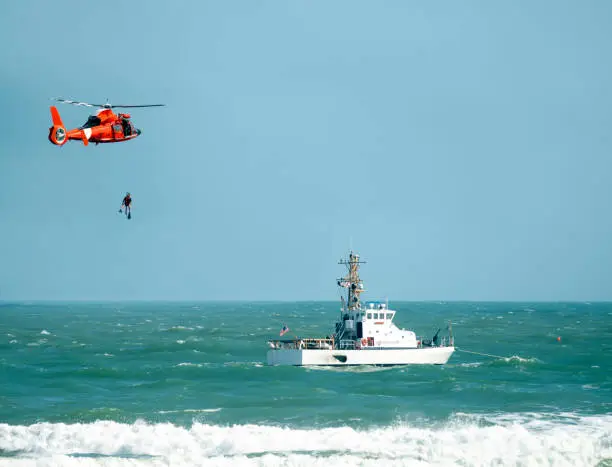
[0,301,610,466]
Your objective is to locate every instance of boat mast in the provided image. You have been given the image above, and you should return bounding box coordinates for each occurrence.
[337,252,366,312]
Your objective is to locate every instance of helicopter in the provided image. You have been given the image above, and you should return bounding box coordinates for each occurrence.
[48,98,165,146]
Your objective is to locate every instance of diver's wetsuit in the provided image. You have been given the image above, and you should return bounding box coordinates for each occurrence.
[122,196,132,218]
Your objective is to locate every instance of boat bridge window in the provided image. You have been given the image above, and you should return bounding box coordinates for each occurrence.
[373,313,379,319]
[367,313,372,320]
[386,313,393,320]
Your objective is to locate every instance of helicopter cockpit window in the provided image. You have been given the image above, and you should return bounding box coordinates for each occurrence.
[122,118,132,136]
[80,115,101,129]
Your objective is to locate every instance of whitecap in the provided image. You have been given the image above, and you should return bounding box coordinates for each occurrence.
[158,408,221,414]
[582,384,599,390]
[0,414,609,465]
[168,326,195,331]
[459,362,482,368]
[502,355,539,364]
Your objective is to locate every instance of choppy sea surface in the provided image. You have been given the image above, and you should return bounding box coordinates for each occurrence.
[0,301,610,466]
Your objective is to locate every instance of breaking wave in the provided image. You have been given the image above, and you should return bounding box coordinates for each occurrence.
[0,413,610,466]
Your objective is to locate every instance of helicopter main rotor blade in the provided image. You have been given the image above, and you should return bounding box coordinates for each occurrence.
[52,98,103,108]
[109,104,166,108]
[51,98,165,109]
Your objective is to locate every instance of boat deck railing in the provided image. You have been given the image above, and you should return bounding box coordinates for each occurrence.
[339,339,356,350]
[416,336,454,348]
[268,338,334,350]
[268,336,455,350]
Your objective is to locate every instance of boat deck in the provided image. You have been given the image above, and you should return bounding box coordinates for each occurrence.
[267,336,453,350]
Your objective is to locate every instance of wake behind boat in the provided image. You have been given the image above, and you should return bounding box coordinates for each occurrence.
[267,252,455,366]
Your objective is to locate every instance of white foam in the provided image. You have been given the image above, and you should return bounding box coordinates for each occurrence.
[157,408,222,414]
[0,413,610,466]
[165,326,194,332]
[306,365,395,374]
[40,330,51,335]
[186,409,221,413]
[502,355,539,364]
[582,384,599,390]
[458,362,482,368]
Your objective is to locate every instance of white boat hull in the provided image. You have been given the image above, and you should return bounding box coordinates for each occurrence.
[267,346,454,366]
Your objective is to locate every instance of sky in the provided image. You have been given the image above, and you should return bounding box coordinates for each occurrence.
[1,1,611,301]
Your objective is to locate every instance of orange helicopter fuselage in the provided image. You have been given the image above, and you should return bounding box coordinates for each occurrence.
[48,106,141,146]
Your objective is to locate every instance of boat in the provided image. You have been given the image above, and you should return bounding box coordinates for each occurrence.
[266,251,455,366]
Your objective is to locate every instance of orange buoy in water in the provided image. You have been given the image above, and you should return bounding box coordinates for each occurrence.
[557,336,561,342]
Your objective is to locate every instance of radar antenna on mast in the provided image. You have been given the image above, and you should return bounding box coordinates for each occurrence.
[337,251,366,311]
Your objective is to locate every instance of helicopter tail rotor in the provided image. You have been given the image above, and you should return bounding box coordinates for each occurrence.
[48,106,67,146]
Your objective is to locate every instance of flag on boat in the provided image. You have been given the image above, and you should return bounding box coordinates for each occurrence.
[280,325,289,336]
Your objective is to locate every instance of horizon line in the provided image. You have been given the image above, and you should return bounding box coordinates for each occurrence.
[1,299,610,304]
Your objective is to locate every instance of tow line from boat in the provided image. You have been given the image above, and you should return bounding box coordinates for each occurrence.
[454,347,511,359]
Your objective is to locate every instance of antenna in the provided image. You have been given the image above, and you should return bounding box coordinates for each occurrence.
[337,252,366,312]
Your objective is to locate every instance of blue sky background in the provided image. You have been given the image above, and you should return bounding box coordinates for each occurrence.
[1,1,611,301]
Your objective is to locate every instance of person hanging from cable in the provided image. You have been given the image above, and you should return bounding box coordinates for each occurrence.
[119,192,132,219]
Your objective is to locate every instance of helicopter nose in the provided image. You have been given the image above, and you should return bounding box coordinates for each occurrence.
[136,128,142,136]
